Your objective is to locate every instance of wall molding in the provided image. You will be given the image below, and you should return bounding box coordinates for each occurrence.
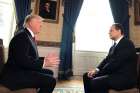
[37,41,60,47]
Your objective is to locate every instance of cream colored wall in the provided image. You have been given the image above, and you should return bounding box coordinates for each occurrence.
[31,1,140,47]
[31,0,63,42]
[129,2,140,48]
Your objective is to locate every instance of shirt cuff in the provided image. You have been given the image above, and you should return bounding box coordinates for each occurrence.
[95,68,100,72]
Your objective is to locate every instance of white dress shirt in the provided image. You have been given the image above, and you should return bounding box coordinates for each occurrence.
[26,28,35,38]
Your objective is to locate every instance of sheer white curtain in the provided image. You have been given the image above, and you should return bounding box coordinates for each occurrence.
[75,0,114,52]
[0,0,16,48]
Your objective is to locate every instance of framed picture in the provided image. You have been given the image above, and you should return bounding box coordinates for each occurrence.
[35,0,60,23]
[128,0,132,8]
[134,0,140,25]
[31,0,35,2]
[62,0,64,6]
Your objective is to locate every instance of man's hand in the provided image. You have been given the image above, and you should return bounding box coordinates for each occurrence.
[43,53,60,69]
[87,69,97,78]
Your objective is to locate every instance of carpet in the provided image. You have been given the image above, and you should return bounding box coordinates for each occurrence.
[53,87,84,93]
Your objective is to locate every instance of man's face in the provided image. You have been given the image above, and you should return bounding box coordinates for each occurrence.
[45,3,50,8]
[29,17,42,34]
[109,25,121,40]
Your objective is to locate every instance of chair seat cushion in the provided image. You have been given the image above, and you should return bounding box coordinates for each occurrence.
[109,88,138,93]
[0,85,37,93]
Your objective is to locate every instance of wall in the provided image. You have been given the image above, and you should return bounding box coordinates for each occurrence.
[30,1,140,76]
[73,1,140,75]
[31,0,140,47]
[129,1,140,48]
[73,50,107,75]
[31,0,63,43]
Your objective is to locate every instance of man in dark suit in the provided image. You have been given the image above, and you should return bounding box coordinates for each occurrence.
[83,23,137,93]
[0,15,59,93]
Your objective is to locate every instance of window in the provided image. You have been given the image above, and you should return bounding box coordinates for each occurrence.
[75,0,114,52]
[0,0,16,47]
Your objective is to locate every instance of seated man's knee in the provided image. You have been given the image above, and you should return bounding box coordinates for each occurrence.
[83,72,88,78]
[47,76,56,87]
[48,69,54,76]
[42,69,54,76]
[51,77,56,85]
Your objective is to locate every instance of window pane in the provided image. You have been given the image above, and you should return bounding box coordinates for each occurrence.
[75,0,114,52]
[0,0,16,47]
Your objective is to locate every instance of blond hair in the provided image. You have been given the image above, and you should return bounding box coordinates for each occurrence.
[23,14,43,28]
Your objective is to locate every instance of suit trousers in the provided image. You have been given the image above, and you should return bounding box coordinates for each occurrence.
[83,72,110,93]
[0,69,56,93]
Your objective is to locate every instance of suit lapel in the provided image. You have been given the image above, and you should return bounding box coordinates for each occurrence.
[113,37,125,54]
[108,37,125,56]
[24,28,39,57]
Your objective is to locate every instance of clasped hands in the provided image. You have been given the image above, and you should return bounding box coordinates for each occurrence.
[87,69,98,78]
[43,53,60,69]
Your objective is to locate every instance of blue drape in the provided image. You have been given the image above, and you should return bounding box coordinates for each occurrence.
[109,0,129,38]
[14,0,31,30]
[58,0,83,80]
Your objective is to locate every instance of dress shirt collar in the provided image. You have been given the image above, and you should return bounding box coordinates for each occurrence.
[26,27,35,38]
[114,35,123,45]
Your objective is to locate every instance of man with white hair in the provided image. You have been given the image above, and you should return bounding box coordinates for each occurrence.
[0,15,59,93]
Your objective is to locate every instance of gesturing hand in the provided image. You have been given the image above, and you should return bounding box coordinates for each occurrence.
[43,53,60,69]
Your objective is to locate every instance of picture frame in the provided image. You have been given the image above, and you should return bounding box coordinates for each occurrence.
[31,0,35,2]
[128,0,132,8]
[62,0,64,6]
[134,0,140,25]
[34,0,60,23]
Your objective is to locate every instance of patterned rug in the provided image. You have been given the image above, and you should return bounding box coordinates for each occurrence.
[53,87,84,93]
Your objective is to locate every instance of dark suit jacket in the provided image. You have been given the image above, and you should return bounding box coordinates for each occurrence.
[0,28,53,90]
[96,37,137,89]
[5,28,44,71]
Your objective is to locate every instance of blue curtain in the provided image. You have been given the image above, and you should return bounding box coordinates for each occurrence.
[14,0,31,30]
[58,0,83,80]
[109,0,129,38]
